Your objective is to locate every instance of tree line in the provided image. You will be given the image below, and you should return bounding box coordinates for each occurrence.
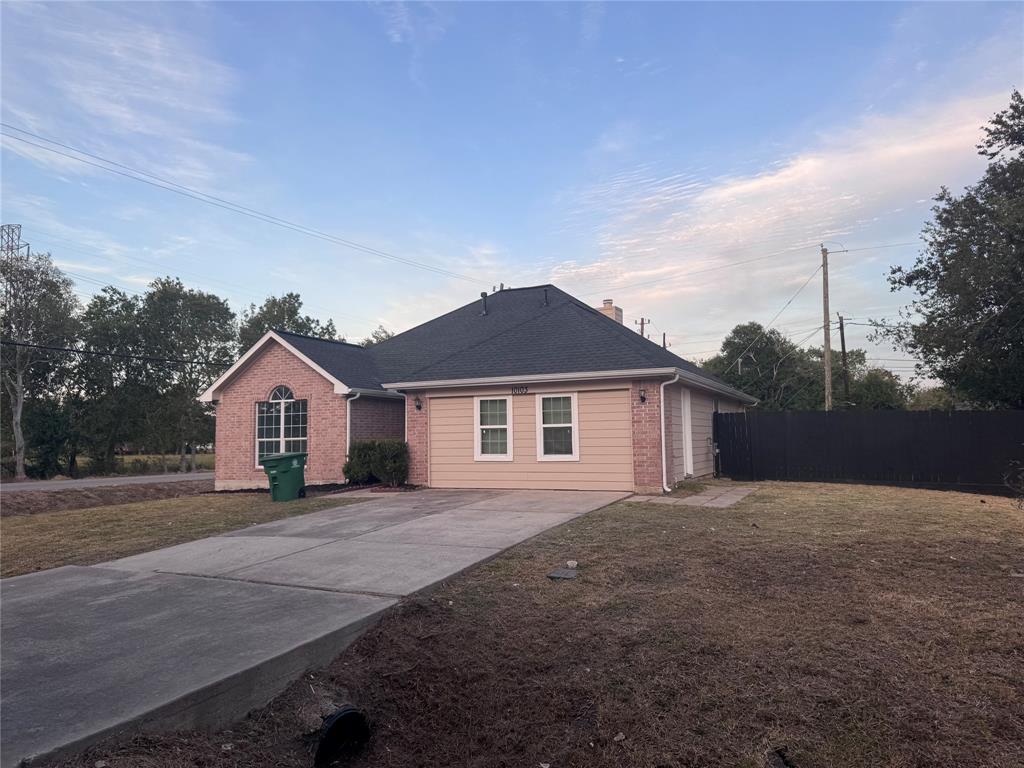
[3,91,1018,478]
[0,257,389,480]
[701,322,925,411]
[707,91,1022,413]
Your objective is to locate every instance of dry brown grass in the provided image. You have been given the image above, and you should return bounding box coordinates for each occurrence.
[45,482,1024,768]
[1,479,216,517]
[0,494,359,578]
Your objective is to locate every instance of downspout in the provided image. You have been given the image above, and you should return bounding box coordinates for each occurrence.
[345,391,362,462]
[660,374,681,493]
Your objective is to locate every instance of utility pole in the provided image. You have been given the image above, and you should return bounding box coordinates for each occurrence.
[634,317,650,338]
[837,313,850,406]
[820,244,832,411]
[662,331,667,349]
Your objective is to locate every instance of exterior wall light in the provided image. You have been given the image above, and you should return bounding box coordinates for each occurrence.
[414,396,423,411]
[639,388,647,404]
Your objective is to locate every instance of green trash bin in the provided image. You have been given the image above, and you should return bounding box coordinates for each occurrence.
[261,452,307,501]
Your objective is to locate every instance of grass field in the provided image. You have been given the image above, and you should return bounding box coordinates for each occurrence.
[70,453,216,475]
[1,493,359,578]
[44,481,1024,768]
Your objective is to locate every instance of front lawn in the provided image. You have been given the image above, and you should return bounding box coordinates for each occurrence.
[46,482,1024,767]
[1,493,362,578]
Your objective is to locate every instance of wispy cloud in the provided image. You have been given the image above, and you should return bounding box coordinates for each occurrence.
[371,1,448,87]
[1,2,245,187]
[579,2,605,45]
[542,88,1011,364]
[558,93,1002,289]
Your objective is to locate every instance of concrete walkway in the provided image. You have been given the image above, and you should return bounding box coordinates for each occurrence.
[1,472,211,493]
[0,488,627,767]
[627,486,756,508]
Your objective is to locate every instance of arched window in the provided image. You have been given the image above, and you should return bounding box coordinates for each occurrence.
[269,385,294,401]
[256,385,308,464]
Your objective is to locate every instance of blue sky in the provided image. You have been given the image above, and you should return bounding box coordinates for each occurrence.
[2,1,1021,376]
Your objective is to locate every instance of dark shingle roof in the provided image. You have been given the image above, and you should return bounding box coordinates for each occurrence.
[272,331,386,391]
[276,285,753,402]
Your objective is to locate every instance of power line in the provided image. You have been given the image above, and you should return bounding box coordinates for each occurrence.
[0,339,233,367]
[1,124,488,286]
[723,263,824,374]
[572,241,920,299]
[29,228,378,328]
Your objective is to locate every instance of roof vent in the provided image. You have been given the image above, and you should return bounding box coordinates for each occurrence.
[543,287,549,307]
[480,291,488,316]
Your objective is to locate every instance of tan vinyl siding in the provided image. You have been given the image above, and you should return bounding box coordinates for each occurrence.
[688,391,747,477]
[666,385,686,485]
[691,390,716,478]
[428,386,633,491]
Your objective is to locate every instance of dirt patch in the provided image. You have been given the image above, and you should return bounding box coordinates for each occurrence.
[668,479,708,496]
[1,479,215,517]
[0,494,362,578]
[42,482,1024,768]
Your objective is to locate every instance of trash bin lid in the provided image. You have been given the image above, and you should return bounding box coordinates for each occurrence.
[263,452,307,461]
[260,452,307,470]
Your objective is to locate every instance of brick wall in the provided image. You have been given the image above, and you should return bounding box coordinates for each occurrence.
[405,391,429,485]
[631,378,665,494]
[213,341,347,490]
[350,395,405,442]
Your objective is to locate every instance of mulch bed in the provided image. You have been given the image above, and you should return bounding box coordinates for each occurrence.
[42,482,1024,768]
[1,479,215,517]
[368,484,422,493]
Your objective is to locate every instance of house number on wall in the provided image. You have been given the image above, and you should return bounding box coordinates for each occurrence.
[511,386,529,395]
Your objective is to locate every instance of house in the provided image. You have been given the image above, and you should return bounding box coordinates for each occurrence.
[199,285,755,493]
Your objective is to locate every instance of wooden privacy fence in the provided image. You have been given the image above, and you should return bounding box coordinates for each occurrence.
[714,410,1024,494]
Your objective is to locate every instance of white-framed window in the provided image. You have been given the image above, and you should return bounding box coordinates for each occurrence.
[535,393,579,461]
[474,396,513,461]
[255,385,308,465]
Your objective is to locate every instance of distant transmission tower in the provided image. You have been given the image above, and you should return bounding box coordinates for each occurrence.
[1,224,29,259]
[2,224,32,315]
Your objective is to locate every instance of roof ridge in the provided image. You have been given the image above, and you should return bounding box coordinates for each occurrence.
[374,284,565,352]
[274,328,367,350]
[559,301,737,390]
[376,286,565,352]
[563,299,677,360]
[386,296,572,380]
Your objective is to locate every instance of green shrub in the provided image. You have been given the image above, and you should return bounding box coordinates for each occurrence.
[370,439,410,487]
[343,440,379,484]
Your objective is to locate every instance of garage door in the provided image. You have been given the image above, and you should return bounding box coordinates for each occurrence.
[428,388,633,491]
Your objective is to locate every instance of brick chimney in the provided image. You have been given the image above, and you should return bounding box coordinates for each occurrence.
[598,299,623,324]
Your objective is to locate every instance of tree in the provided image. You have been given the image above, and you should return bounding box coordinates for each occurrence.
[140,278,235,470]
[876,90,1024,408]
[0,249,79,478]
[238,293,338,353]
[702,323,822,410]
[849,369,911,410]
[704,323,915,410]
[361,324,394,347]
[909,386,958,411]
[807,346,869,408]
[74,288,151,473]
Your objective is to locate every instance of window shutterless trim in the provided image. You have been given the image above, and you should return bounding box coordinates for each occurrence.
[473,395,513,461]
[254,388,308,468]
[535,392,579,462]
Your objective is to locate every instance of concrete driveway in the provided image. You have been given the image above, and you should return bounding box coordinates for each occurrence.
[0,488,627,767]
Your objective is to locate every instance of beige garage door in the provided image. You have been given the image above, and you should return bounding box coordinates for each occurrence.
[428,388,633,491]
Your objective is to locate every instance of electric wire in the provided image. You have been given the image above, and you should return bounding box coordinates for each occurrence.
[1,125,487,285]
